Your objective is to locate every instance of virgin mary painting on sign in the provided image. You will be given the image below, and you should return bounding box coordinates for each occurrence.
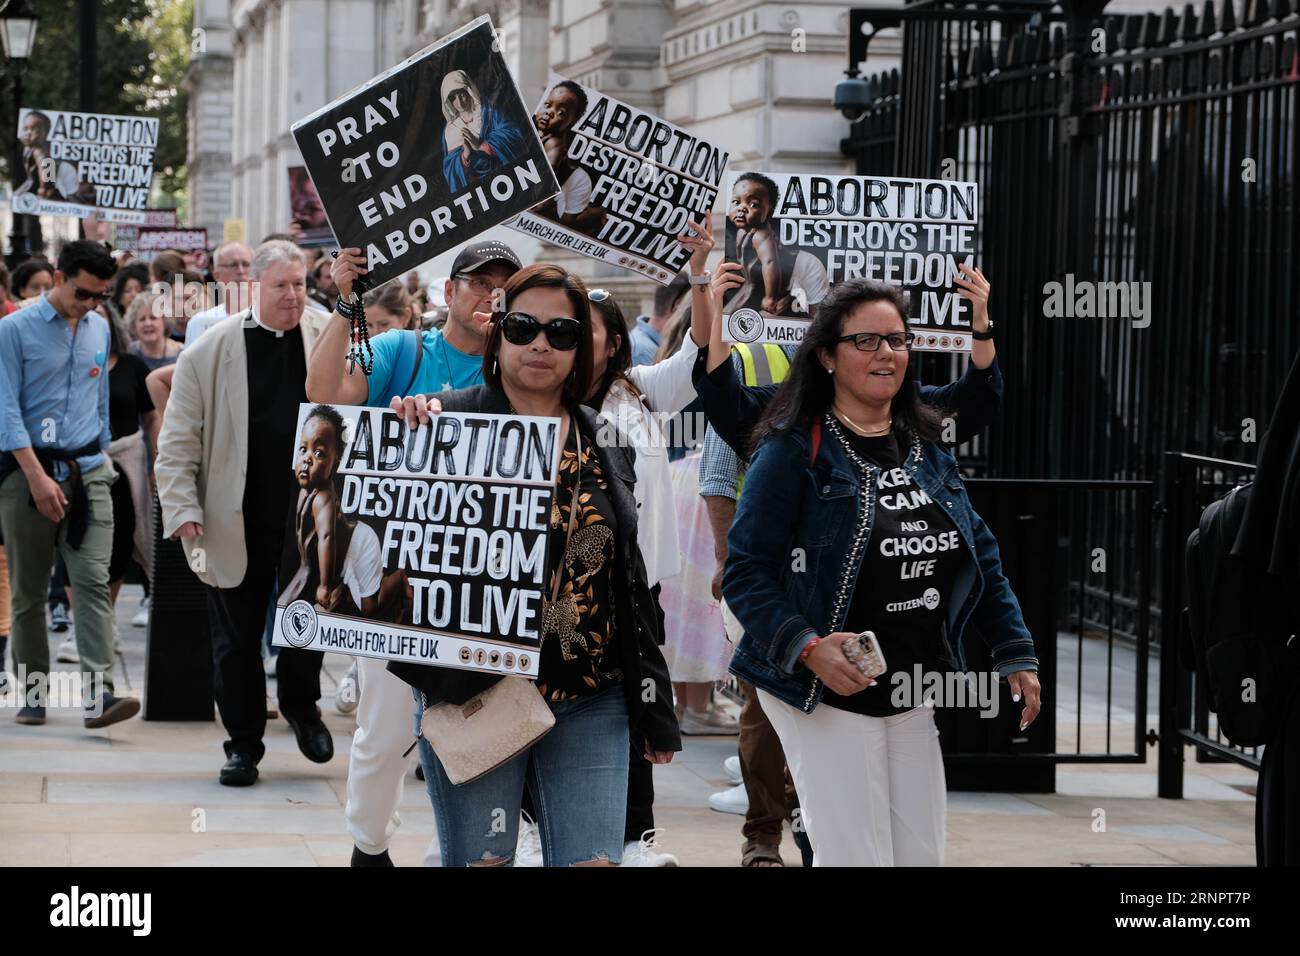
[440,69,526,193]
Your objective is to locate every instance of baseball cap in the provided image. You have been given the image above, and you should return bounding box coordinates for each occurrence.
[451,240,522,277]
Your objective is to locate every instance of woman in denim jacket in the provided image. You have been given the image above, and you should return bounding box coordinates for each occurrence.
[722,275,1042,866]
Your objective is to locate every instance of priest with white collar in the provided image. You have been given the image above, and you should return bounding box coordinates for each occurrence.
[156,238,334,787]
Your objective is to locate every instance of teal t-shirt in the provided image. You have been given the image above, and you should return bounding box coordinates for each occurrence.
[365,327,485,405]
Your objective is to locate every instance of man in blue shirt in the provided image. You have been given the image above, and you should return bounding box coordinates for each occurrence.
[306,239,520,407]
[0,241,140,728]
[629,273,690,367]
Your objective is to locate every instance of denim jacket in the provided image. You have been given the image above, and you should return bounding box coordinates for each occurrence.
[722,414,1038,714]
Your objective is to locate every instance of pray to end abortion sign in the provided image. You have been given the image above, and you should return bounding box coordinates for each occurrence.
[273,404,561,679]
[290,15,557,293]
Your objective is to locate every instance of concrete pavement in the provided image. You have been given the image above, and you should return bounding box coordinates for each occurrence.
[0,585,1258,867]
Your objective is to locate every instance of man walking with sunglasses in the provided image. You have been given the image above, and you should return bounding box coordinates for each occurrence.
[0,240,140,728]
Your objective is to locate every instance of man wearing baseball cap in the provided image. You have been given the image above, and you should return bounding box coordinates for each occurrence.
[305,237,520,866]
[306,239,521,408]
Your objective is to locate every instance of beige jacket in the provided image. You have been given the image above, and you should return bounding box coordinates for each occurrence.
[155,307,329,588]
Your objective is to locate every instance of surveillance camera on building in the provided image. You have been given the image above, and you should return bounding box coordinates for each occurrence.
[834,77,872,122]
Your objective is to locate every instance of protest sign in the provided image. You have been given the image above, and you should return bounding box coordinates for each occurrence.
[115,212,176,252]
[223,218,246,243]
[138,228,207,253]
[288,165,333,247]
[505,76,728,284]
[114,225,139,251]
[9,108,159,223]
[721,172,980,353]
[272,404,561,678]
[141,209,178,227]
[290,16,557,292]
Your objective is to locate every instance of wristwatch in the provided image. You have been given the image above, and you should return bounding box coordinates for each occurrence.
[972,319,994,341]
[688,272,712,286]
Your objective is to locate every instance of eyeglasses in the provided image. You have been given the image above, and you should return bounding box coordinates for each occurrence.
[835,331,915,352]
[455,273,499,295]
[588,289,612,302]
[71,284,111,303]
[217,259,251,271]
[500,312,583,351]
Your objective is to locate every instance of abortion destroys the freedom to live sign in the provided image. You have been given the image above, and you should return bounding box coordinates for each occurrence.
[290,15,557,291]
[273,405,560,679]
[722,172,980,353]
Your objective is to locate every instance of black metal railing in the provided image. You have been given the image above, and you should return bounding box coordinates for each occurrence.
[839,1,1294,791]
[947,478,1154,774]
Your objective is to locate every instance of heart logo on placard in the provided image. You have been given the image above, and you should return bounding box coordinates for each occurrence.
[728,308,764,344]
[279,599,318,648]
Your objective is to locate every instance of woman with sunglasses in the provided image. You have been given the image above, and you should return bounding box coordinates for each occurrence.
[721,277,1043,866]
[387,263,681,867]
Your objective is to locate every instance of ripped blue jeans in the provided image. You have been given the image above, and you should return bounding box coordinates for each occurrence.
[418,684,630,866]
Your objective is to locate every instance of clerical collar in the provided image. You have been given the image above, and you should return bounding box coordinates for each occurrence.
[248,304,286,338]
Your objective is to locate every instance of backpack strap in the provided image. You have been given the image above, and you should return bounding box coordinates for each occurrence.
[809,418,821,466]
[400,329,425,397]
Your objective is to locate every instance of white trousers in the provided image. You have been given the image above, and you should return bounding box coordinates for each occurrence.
[758,688,947,866]
[346,655,436,863]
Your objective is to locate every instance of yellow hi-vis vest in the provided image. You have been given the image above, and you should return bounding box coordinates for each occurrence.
[733,343,791,497]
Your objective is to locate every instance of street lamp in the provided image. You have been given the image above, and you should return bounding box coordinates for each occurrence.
[0,0,38,58]
[1,0,39,268]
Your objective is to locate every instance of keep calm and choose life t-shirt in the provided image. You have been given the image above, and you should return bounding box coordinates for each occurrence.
[365,327,484,405]
[820,430,968,717]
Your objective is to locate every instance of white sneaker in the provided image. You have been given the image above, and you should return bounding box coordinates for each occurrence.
[56,637,79,664]
[724,754,743,785]
[515,813,543,867]
[131,597,150,628]
[335,662,359,715]
[708,782,748,815]
[620,828,679,867]
[679,707,740,736]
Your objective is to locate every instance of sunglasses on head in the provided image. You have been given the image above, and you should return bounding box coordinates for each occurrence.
[71,284,110,303]
[587,289,612,302]
[500,311,583,351]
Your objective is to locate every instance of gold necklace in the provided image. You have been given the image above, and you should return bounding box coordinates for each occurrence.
[834,405,892,437]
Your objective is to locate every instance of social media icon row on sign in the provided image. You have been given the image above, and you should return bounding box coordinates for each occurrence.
[459,645,530,672]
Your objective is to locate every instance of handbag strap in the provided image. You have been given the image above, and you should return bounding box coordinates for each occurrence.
[549,416,582,604]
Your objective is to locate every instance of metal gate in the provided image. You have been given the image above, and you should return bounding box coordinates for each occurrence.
[840,0,1300,786]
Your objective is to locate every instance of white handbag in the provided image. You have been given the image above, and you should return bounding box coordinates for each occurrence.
[419,424,585,785]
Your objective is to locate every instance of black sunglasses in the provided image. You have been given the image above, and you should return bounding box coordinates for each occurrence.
[835,331,916,352]
[71,283,111,303]
[500,311,583,351]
